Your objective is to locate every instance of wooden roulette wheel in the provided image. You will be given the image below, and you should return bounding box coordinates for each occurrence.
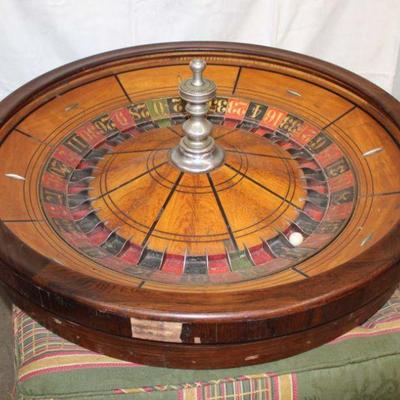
[0,42,399,369]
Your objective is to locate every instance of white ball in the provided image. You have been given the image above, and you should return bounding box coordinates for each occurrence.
[289,232,304,246]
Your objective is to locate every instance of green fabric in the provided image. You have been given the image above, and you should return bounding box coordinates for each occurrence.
[297,354,400,400]
[16,333,400,399]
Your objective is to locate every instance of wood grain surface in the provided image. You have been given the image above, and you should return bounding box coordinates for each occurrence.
[0,42,399,368]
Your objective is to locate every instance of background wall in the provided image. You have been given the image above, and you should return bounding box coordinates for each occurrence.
[0,0,399,100]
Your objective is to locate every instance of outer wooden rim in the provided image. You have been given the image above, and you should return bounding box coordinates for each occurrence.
[4,279,397,369]
[1,42,400,141]
[0,43,399,365]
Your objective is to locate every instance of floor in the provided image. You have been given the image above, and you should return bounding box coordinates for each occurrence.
[0,286,15,399]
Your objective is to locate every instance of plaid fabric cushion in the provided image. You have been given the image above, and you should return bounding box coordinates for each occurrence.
[13,285,400,400]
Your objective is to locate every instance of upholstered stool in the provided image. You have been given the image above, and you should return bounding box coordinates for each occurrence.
[13,285,400,400]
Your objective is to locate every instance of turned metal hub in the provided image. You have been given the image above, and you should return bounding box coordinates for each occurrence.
[170,59,225,173]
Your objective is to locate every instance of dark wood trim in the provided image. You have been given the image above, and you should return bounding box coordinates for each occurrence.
[4,280,396,369]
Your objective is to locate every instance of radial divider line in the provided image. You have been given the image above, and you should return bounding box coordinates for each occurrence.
[207,173,239,251]
[291,266,310,278]
[105,147,172,156]
[14,127,33,137]
[225,163,302,211]
[225,149,293,160]
[232,67,242,95]
[214,127,239,140]
[93,160,169,201]
[322,105,357,130]
[168,127,183,137]
[114,74,133,103]
[364,190,400,197]
[14,128,53,147]
[141,172,184,247]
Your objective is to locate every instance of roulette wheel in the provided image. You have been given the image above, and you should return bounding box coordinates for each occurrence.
[0,42,399,369]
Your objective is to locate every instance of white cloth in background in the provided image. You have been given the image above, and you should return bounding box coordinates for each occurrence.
[0,0,399,100]
[276,0,400,95]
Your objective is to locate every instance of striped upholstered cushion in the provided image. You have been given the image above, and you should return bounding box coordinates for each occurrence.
[14,285,400,400]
